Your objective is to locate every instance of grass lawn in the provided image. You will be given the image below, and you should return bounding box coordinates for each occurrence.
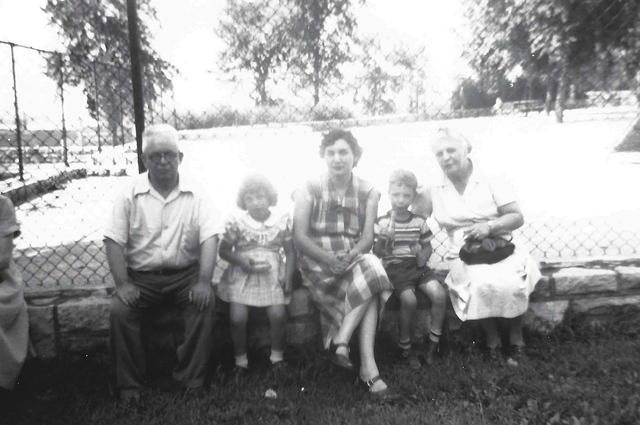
[4,322,640,425]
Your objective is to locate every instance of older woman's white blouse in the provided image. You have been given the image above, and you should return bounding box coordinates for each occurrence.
[430,167,517,259]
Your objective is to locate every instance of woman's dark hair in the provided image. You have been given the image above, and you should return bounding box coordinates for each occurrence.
[319,128,363,167]
[236,174,278,210]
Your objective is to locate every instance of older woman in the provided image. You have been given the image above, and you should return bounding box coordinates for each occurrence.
[414,128,541,360]
[294,129,396,400]
[0,195,29,391]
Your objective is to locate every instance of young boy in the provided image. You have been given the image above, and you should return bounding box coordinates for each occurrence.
[374,170,447,369]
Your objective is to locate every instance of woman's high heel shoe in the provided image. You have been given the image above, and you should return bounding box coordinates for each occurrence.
[328,341,354,371]
[358,375,402,403]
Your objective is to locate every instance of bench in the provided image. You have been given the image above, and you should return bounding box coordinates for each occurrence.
[511,100,545,116]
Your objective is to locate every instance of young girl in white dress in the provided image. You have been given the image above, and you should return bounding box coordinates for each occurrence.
[218,174,296,372]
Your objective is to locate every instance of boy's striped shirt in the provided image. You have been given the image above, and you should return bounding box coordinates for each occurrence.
[374,211,433,261]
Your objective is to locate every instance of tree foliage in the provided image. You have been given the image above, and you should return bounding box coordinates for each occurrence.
[44,0,173,145]
[464,0,640,122]
[217,0,361,107]
[288,0,360,106]
[354,38,402,115]
[353,39,428,115]
[217,0,291,106]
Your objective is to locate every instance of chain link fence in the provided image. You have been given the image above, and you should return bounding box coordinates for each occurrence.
[2,0,640,288]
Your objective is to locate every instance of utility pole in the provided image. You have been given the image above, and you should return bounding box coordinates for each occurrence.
[126,0,146,173]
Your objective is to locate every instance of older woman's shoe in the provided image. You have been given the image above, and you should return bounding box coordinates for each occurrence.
[485,345,502,362]
[508,344,525,361]
[329,341,354,371]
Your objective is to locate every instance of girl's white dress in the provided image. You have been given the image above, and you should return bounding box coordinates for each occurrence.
[218,210,291,306]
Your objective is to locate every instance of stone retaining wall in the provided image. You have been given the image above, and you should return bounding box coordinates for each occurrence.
[24,259,640,359]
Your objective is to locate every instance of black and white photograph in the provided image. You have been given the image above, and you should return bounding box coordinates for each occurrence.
[1,0,639,423]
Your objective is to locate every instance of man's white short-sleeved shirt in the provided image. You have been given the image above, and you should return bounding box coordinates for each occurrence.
[104,172,221,271]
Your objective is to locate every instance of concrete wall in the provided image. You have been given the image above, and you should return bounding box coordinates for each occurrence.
[24,259,640,359]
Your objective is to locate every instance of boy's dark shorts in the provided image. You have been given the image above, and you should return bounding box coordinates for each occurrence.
[384,258,443,294]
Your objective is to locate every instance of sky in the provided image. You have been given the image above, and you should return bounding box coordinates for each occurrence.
[0,0,469,122]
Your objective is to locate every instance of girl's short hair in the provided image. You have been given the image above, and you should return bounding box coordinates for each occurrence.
[389,169,418,192]
[319,128,363,166]
[236,174,278,210]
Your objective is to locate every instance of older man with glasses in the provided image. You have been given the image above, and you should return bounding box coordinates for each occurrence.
[104,124,220,402]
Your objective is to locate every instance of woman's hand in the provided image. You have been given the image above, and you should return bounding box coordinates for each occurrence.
[327,253,351,275]
[342,249,360,264]
[463,222,491,241]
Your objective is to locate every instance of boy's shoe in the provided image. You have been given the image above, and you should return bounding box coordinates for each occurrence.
[227,365,249,383]
[424,340,440,366]
[399,347,421,370]
[270,360,290,382]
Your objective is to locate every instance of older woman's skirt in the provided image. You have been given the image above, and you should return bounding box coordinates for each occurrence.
[445,247,541,321]
[300,253,392,348]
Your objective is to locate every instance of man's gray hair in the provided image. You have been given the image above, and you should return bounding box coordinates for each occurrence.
[142,123,180,153]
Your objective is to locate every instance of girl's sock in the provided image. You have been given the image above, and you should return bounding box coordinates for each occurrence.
[429,330,442,344]
[235,353,248,369]
[398,339,412,351]
[270,349,284,364]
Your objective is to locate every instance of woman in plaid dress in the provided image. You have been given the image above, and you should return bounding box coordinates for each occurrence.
[294,129,396,400]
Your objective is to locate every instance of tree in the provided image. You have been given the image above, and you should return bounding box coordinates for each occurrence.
[44,0,173,146]
[353,38,402,115]
[390,46,429,114]
[353,40,429,115]
[464,0,640,123]
[217,0,291,106]
[289,0,361,106]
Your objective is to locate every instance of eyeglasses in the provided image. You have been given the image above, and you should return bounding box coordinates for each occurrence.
[147,151,179,163]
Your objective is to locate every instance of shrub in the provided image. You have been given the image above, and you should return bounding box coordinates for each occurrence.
[308,103,354,121]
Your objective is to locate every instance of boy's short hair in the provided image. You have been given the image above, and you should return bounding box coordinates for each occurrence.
[236,174,278,210]
[389,169,418,192]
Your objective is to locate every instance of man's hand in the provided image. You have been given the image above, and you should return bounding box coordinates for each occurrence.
[189,281,212,311]
[116,282,141,307]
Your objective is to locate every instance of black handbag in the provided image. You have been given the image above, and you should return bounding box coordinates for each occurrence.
[459,235,515,265]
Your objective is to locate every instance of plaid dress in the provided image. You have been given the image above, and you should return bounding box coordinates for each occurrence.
[299,175,392,348]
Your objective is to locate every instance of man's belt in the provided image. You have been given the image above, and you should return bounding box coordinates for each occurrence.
[129,263,198,276]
